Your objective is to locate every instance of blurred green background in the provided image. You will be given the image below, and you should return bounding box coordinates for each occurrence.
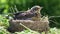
[0,0,60,34]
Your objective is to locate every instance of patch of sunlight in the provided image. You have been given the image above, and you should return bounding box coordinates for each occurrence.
[0,0,7,3]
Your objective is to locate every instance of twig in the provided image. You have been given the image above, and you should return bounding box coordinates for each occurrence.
[20,23,32,31]
[49,16,60,19]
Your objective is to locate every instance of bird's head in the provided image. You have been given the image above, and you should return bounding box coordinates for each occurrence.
[31,6,43,13]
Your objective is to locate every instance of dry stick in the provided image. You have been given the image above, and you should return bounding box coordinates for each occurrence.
[49,16,60,18]
[20,23,32,31]
[20,23,39,33]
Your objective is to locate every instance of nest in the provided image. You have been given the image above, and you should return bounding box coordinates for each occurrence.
[7,6,50,34]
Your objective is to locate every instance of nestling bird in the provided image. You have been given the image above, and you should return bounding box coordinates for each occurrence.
[7,6,49,34]
[13,6,43,20]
